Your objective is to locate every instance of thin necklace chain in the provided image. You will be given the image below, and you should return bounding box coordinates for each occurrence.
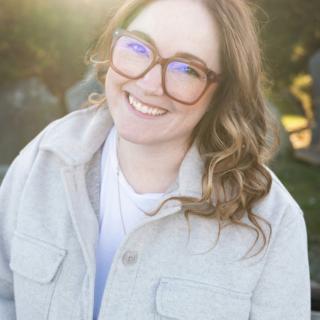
[115,133,165,235]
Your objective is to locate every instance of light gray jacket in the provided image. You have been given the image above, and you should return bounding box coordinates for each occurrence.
[0,104,311,320]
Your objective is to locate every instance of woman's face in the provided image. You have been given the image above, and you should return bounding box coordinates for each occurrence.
[105,0,221,147]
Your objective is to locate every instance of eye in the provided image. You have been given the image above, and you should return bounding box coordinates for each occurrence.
[183,65,200,78]
[169,62,201,78]
[127,41,150,56]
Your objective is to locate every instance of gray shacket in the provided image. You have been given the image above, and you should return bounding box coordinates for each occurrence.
[0,104,311,319]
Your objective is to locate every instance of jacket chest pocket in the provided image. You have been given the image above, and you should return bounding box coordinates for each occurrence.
[155,277,251,320]
[9,232,67,320]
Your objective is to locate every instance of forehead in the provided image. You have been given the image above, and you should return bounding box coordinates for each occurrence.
[126,0,220,72]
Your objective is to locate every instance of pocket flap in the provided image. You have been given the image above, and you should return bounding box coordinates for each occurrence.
[155,277,251,320]
[9,232,67,284]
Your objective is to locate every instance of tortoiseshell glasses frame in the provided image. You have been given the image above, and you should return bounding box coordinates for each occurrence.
[109,28,221,105]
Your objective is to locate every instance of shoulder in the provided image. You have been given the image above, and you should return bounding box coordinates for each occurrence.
[252,165,305,236]
[19,105,102,157]
[20,104,111,166]
[264,165,302,214]
[2,105,105,187]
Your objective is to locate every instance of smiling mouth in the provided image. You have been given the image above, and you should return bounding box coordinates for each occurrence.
[126,92,168,116]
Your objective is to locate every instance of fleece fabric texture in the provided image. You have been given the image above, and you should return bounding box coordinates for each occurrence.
[0,104,311,320]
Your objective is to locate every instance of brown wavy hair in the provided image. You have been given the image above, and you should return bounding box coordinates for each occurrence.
[86,0,280,260]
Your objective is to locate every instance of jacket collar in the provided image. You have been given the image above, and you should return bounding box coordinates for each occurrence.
[40,105,114,166]
[40,104,204,199]
[39,104,205,279]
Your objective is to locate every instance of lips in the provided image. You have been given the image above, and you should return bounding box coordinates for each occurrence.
[125,92,168,116]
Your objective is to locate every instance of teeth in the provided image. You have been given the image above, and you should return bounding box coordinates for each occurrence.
[128,94,166,116]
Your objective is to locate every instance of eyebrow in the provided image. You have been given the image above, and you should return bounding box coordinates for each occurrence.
[130,29,209,67]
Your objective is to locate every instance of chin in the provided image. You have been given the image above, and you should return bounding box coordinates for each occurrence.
[115,124,161,146]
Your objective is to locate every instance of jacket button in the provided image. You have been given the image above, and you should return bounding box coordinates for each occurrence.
[122,250,138,266]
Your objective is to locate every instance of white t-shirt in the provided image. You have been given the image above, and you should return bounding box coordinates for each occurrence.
[93,126,164,320]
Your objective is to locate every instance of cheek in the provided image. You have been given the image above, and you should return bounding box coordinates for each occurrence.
[190,84,217,119]
[175,86,216,131]
[168,103,207,137]
[105,69,127,97]
[174,87,215,121]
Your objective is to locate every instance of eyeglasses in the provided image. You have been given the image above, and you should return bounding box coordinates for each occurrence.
[110,28,221,105]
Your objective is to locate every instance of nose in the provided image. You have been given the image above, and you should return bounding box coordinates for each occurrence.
[135,64,164,96]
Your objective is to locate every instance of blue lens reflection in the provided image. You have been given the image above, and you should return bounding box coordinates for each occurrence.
[168,61,200,78]
[127,41,150,57]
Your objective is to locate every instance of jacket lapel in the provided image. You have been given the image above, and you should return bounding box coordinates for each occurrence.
[40,104,206,274]
[41,105,113,275]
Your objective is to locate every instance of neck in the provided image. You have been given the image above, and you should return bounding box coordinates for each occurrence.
[117,136,190,194]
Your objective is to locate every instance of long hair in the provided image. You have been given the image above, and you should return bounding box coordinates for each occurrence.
[86,0,280,260]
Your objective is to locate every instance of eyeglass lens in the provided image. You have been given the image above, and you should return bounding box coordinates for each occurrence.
[112,35,208,103]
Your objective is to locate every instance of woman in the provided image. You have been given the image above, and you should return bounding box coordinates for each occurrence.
[0,0,311,319]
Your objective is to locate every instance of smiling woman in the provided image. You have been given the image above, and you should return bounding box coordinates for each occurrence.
[0,0,311,319]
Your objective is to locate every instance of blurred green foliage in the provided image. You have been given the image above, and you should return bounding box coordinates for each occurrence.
[256,0,320,88]
[0,0,319,100]
[0,0,114,97]
[271,158,320,237]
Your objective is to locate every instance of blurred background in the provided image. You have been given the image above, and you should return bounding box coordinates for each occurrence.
[0,0,319,312]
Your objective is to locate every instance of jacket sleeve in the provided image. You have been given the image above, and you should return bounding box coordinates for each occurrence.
[249,206,311,320]
[0,121,58,319]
